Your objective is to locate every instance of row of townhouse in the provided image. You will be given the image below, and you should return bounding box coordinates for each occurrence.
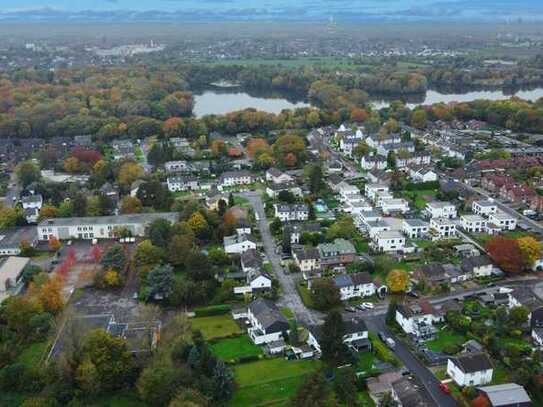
[414,255,494,287]
[218,170,256,190]
[467,200,517,233]
[293,238,357,280]
[360,150,431,171]
[274,204,309,222]
[167,176,214,192]
[481,174,538,206]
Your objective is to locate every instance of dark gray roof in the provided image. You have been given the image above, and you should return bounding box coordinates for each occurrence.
[350,272,373,285]
[461,255,492,272]
[344,318,367,335]
[391,376,437,407]
[0,227,38,249]
[38,212,179,227]
[294,248,320,261]
[450,352,493,373]
[241,249,262,269]
[248,299,289,333]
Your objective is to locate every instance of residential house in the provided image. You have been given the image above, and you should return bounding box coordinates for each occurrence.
[415,263,466,287]
[377,142,415,157]
[318,238,356,269]
[266,168,293,184]
[21,194,43,211]
[293,248,321,281]
[461,215,487,233]
[240,249,262,274]
[365,133,401,149]
[365,183,389,201]
[164,160,191,173]
[0,227,38,256]
[235,219,251,236]
[402,219,429,239]
[425,201,457,219]
[332,272,377,300]
[0,256,30,302]
[508,286,542,318]
[337,181,360,202]
[391,375,436,407]
[218,170,255,190]
[396,301,443,340]
[24,208,39,224]
[409,166,438,183]
[371,230,406,253]
[360,155,387,170]
[472,200,498,217]
[307,317,371,355]
[380,198,410,215]
[447,353,493,387]
[477,383,532,407]
[247,300,289,345]
[273,204,309,222]
[112,139,135,160]
[38,213,179,241]
[430,218,457,239]
[223,234,257,254]
[287,223,321,245]
[245,269,272,292]
[367,220,391,240]
[357,210,382,230]
[461,256,493,278]
[488,211,517,231]
[265,182,302,199]
[167,176,201,192]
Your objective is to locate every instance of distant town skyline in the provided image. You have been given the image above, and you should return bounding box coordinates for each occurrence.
[1,0,543,22]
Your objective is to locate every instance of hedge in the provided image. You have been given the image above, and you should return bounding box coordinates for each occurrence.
[369,332,401,367]
[404,181,439,191]
[194,304,232,317]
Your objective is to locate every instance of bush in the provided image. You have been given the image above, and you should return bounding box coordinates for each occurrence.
[442,344,461,355]
[368,333,401,367]
[237,354,261,364]
[405,181,439,191]
[193,304,231,317]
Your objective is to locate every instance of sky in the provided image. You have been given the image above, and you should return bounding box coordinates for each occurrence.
[1,0,542,22]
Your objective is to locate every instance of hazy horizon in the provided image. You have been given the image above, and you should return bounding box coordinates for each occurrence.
[1,0,543,23]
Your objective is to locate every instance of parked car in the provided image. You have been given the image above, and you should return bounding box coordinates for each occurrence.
[344,306,356,313]
[439,383,451,394]
[362,302,374,309]
[406,291,419,298]
[378,332,387,342]
[356,304,367,311]
[385,338,396,349]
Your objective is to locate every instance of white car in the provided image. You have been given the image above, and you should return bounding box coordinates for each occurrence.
[362,302,374,309]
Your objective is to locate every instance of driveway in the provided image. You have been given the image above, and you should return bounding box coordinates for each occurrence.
[238,191,322,326]
[364,316,458,407]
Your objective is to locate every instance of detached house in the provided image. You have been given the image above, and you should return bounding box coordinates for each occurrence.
[240,249,262,274]
[415,263,466,287]
[371,231,406,253]
[293,248,321,281]
[223,234,257,254]
[246,299,289,345]
[265,168,293,184]
[317,238,356,269]
[461,215,487,233]
[265,182,302,199]
[425,201,457,219]
[274,204,309,222]
[365,183,389,201]
[488,211,517,231]
[307,317,371,355]
[391,375,435,407]
[472,200,498,217]
[409,166,438,183]
[461,255,493,278]
[396,301,443,340]
[332,272,378,300]
[430,218,457,239]
[447,353,493,387]
[167,176,201,192]
[402,219,429,239]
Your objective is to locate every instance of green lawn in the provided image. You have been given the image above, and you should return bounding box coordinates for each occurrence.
[280,307,295,321]
[426,329,466,353]
[296,283,315,309]
[353,236,370,254]
[210,336,263,361]
[403,189,437,210]
[90,391,147,407]
[17,341,48,368]
[191,315,242,340]
[230,359,321,407]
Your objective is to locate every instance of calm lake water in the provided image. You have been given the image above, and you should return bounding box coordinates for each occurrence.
[194,87,543,117]
[193,90,311,117]
[371,88,543,109]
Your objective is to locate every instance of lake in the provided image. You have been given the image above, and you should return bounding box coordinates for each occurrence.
[193,90,311,117]
[193,87,543,117]
[370,88,543,109]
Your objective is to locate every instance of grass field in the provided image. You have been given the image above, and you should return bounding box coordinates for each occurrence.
[229,359,321,407]
[403,189,437,210]
[191,315,242,340]
[426,329,466,353]
[296,283,315,309]
[210,336,263,361]
[17,341,48,368]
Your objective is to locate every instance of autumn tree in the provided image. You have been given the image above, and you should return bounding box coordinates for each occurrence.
[350,107,369,122]
[16,160,40,187]
[63,156,81,173]
[48,236,61,252]
[38,204,60,221]
[471,395,490,407]
[485,237,523,274]
[162,117,184,138]
[100,244,127,272]
[117,161,143,189]
[517,236,542,270]
[0,205,20,228]
[188,212,209,238]
[386,269,409,293]
[246,138,271,159]
[411,109,428,129]
[120,196,142,214]
[35,276,64,314]
[353,141,370,158]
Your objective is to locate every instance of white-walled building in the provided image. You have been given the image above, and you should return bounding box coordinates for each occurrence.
[274,204,309,222]
[488,211,517,231]
[371,230,406,253]
[380,198,410,215]
[218,170,255,190]
[333,272,377,300]
[167,176,201,192]
[395,301,443,339]
[425,201,457,219]
[246,299,289,345]
[461,255,494,278]
[430,218,457,239]
[266,168,293,184]
[360,155,387,171]
[472,200,498,217]
[447,353,493,387]
[461,215,487,233]
[402,219,430,239]
[38,213,179,241]
[365,183,389,201]
[223,234,257,254]
[337,182,360,202]
[409,166,438,183]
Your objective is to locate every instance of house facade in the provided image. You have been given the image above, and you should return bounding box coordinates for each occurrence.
[447,353,493,387]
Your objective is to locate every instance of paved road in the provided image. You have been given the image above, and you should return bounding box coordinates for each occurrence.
[365,316,458,407]
[238,191,322,326]
[4,172,20,208]
[441,174,543,234]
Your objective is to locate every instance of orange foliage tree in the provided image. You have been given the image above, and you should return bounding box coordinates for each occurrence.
[485,236,523,274]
